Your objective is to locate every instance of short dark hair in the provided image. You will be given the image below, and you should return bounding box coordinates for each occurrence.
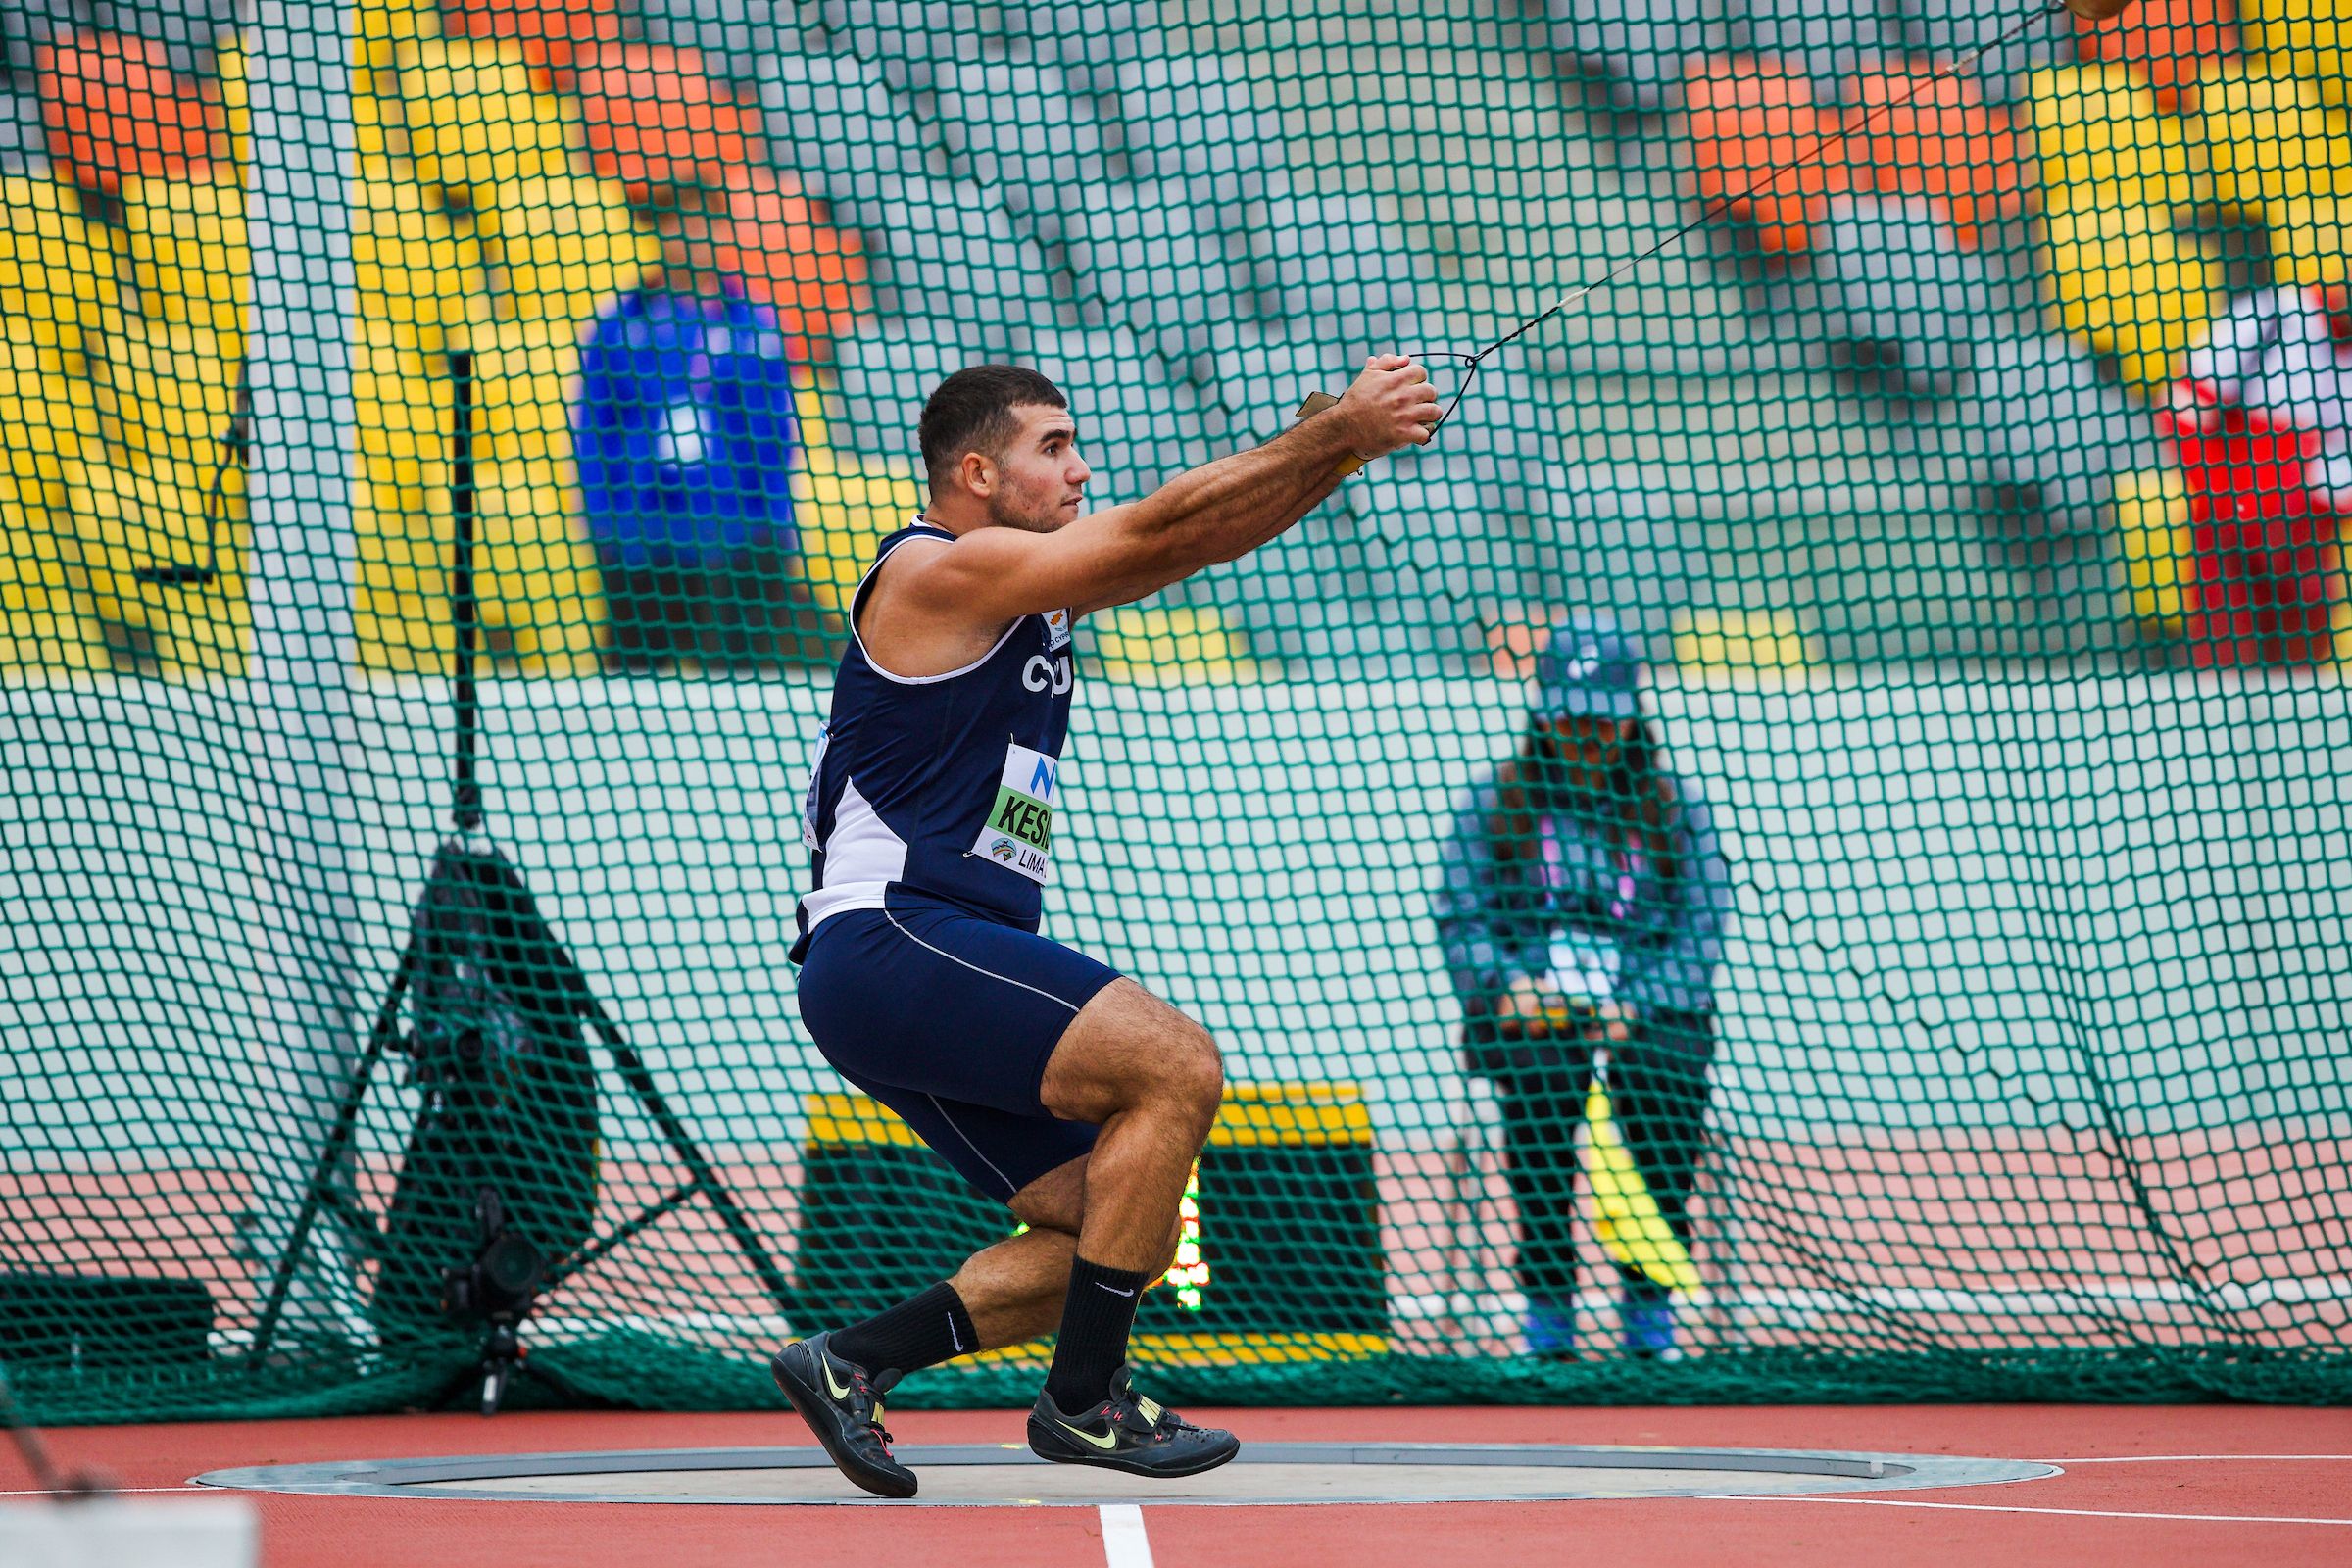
[919,365,1068,483]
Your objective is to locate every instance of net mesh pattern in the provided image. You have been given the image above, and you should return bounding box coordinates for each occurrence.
[2,0,2347,1422]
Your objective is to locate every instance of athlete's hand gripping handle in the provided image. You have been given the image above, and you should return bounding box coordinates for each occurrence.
[1292,354,1442,477]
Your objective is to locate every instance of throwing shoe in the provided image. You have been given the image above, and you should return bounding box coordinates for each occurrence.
[1027,1366,1240,1479]
[771,1332,917,1498]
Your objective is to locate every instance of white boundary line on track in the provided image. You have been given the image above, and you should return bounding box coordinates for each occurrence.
[1726,1496,2352,1527]
[1101,1502,1155,1567]
[2032,1454,2352,1463]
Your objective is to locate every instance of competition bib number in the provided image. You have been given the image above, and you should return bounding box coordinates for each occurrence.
[971,742,1060,885]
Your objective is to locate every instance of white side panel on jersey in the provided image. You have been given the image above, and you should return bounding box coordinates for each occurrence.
[801,775,906,928]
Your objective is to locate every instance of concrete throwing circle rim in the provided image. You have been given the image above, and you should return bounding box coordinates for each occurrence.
[193,1443,2062,1507]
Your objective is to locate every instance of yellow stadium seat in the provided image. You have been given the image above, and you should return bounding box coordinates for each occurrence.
[2113,466,2196,628]
[118,176,252,334]
[1670,607,1821,680]
[468,317,606,674]
[397,37,584,197]
[793,441,918,618]
[0,176,122,363]
[215,37,250,171]
[352,167,495,352]
[90,314,244,476]
[2193,66,2352,208]
[2026,65,2200,214]
[352,319,457,672]
[1090,604,1258,684]
[65,447,253,678]
[473,173,659,324]
[2241,0,2347,97]
[2041,205,2225,387]
[2269,196,2349,286]
[0,342,101,671]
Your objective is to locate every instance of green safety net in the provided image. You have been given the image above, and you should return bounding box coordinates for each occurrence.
[3,0,2348,1425]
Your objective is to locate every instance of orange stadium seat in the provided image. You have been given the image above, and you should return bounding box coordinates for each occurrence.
[2073,0,2238,111]
[440,0,626,68]
[34,30,227,193]
[691,166,871,357]
[1841,69,2026,249]
[1682,56,1848,253]
[556,42,759,199]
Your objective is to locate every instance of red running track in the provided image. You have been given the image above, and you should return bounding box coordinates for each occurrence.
[6,1404,2349,1567]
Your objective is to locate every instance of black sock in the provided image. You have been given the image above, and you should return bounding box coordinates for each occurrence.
[1044,1256,1151,1412]
[828,1282,977,1377]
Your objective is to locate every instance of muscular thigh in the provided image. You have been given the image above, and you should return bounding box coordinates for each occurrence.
[1035,977,1222,1125]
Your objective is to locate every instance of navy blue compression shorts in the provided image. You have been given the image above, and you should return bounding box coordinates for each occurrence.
[795,891,1121,1202]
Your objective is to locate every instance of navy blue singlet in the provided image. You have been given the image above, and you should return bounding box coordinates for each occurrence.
[792,519,1077,958]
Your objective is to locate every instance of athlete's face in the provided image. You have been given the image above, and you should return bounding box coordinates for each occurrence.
[1535,715,1635,789]
[980,404,1093,533]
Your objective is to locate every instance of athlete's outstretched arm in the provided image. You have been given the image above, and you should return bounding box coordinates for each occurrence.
[890,355,1440,622]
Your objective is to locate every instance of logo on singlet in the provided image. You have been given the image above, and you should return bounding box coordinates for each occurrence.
[971,742,1059,884]
[1023,654,1073,695]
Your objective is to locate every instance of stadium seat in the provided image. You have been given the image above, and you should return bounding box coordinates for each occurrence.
[794,442,922,614]
[1730,0,1897,98]
[1249,185,1436,355]
[640,0,794,87]
[1841,69,2026,248]
[352,167,497,351]
[755,50,937,199]
[2192,65,2352,209]
[1681,56,1849,253]
[929,60,1108,230]
[1088,604,1257,684]
[1783,197,1998,398]
[1116,55,1284,189]
[2072,0,2237,111]
[440,0,625,70]
[1002,327,1219,504]
[1964,330,2159,523]
[82,0,241,74]
[812,0,1003,86]
[118,175,248,333]
[352,318,458,670]
[0,334,100,670]
[34,28,227,192]
[559,41,762,198]
[1886,0,2074,103]
[90,313,243,477]
[2025,64,2198,214]
[2240,0,2347,88]
[696,167,871,352]
[2268,195,2348,287]
[999,4,1160,95]
[469,317,608,674]
[397,36,582,194]
[66,443,252,674]
[1058,181,1256,361]
[1,88,44,168]
[473,172,659,325]
[1541,0,1725,115]
[2111,464,2195,625]
[822,172,1057,332]
[0,174,122,361]
[824,315,991,461]
[2041,203,2223,386]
